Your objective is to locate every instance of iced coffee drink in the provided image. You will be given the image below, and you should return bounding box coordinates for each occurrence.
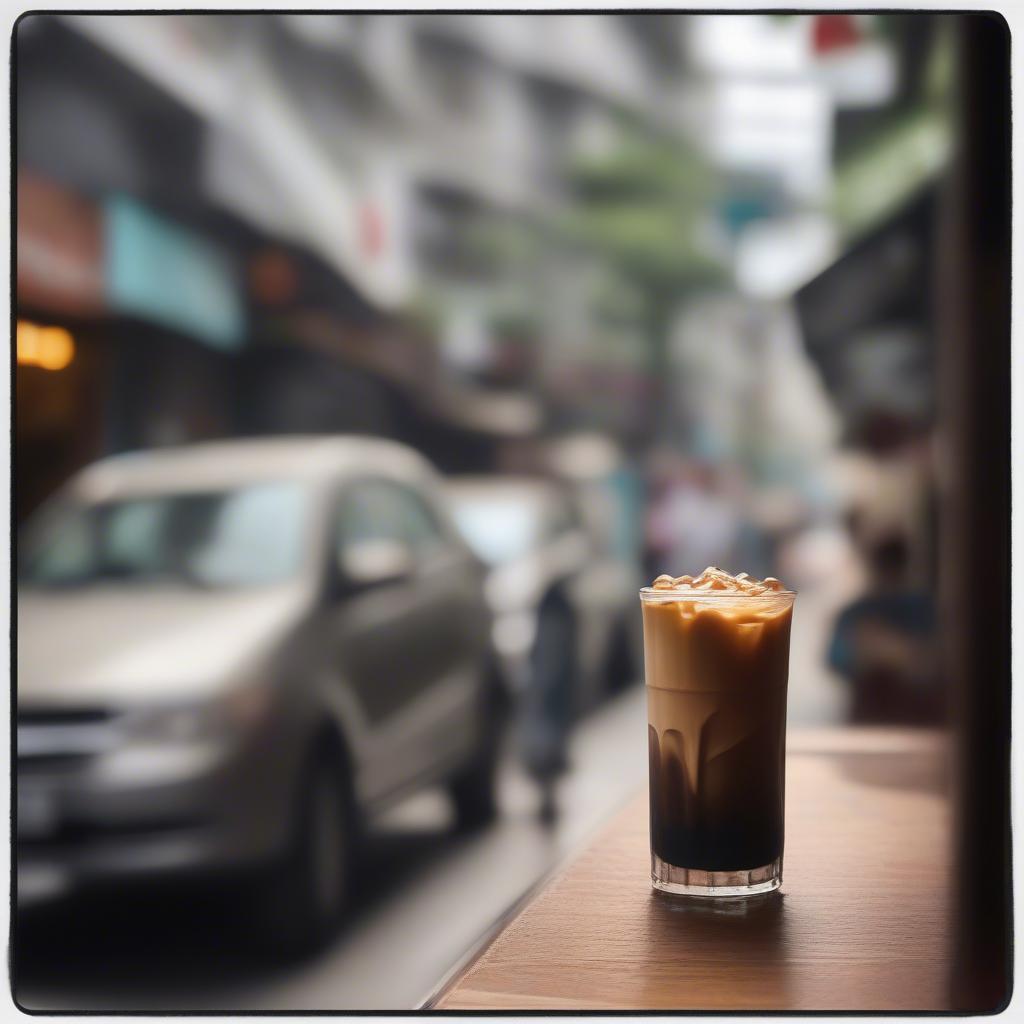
[641,567,795,897]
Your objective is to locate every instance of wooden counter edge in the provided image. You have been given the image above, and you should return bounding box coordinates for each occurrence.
[421,727,949,1012]
[418,866,556,1010]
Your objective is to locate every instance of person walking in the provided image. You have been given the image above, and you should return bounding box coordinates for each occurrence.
[518,585,578,824]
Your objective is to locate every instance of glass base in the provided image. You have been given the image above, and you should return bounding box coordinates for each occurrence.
[651,853,782,898]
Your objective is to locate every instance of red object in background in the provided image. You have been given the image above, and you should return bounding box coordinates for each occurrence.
[813,14,862,55]
[248,247,298,306]
[359,202,385,261]
[17,173,105,316]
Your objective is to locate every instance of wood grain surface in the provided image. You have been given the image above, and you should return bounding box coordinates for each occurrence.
[430,728,952,1012]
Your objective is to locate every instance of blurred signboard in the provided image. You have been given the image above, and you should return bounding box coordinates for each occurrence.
[810,15,899,109]
[794,183,936,427]
[104,194,244,350]
[17,173,105,316]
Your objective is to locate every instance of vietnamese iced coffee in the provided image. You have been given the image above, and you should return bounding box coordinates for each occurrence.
[641,567,795,897]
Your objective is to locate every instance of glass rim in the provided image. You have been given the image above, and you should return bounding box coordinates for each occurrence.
[639,586,796,603]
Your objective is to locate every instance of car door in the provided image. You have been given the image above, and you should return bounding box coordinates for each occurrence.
[390,479,489,763]
[326,477,483,803]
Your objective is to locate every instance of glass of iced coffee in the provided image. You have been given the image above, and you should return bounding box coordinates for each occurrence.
[641,567,795,897]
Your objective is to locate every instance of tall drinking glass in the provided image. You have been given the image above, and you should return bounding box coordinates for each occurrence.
[641,575,795,897]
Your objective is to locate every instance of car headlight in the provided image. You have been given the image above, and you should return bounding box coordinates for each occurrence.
[128,705,212,744]
[126,686,272,745]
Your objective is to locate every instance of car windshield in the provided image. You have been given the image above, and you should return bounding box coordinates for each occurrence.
[450,494,545,567]
[21,482,309,589]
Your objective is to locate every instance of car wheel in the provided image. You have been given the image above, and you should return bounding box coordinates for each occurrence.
[254,748,355,956]
[448,674,506,831]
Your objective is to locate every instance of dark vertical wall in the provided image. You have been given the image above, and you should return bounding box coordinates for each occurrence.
[939,13,1012,1013]
[16,15,203,209]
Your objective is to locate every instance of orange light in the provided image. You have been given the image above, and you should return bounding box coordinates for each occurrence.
[17,321,74,371]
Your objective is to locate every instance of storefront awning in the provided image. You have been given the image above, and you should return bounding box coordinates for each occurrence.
[794,182,937,428]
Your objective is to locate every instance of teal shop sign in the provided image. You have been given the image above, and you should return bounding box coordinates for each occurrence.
[105,195,244,351]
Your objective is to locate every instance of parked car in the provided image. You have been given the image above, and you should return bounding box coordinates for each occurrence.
[17,437,505,950]
[445,476,640,719]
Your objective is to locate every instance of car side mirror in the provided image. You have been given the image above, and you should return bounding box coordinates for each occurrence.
[335,538,414,595]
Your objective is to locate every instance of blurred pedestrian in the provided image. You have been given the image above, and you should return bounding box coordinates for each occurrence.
[827,530,940,724]
[519,586,578,824]
[648,458,742,576]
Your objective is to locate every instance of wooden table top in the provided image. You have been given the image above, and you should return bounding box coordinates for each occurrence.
[428,727,953,1013]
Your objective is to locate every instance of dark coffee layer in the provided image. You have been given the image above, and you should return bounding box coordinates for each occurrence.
[648,714,784,870]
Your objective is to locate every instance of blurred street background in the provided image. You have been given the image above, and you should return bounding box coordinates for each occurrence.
[16,12,958,1011]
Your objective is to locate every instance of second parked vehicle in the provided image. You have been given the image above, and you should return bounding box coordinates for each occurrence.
[446,475,640,717]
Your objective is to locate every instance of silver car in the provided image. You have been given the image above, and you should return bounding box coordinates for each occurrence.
[446,476,641,716]
[17,437,504,949]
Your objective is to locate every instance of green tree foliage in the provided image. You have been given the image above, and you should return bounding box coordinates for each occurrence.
[563,126,727,307]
